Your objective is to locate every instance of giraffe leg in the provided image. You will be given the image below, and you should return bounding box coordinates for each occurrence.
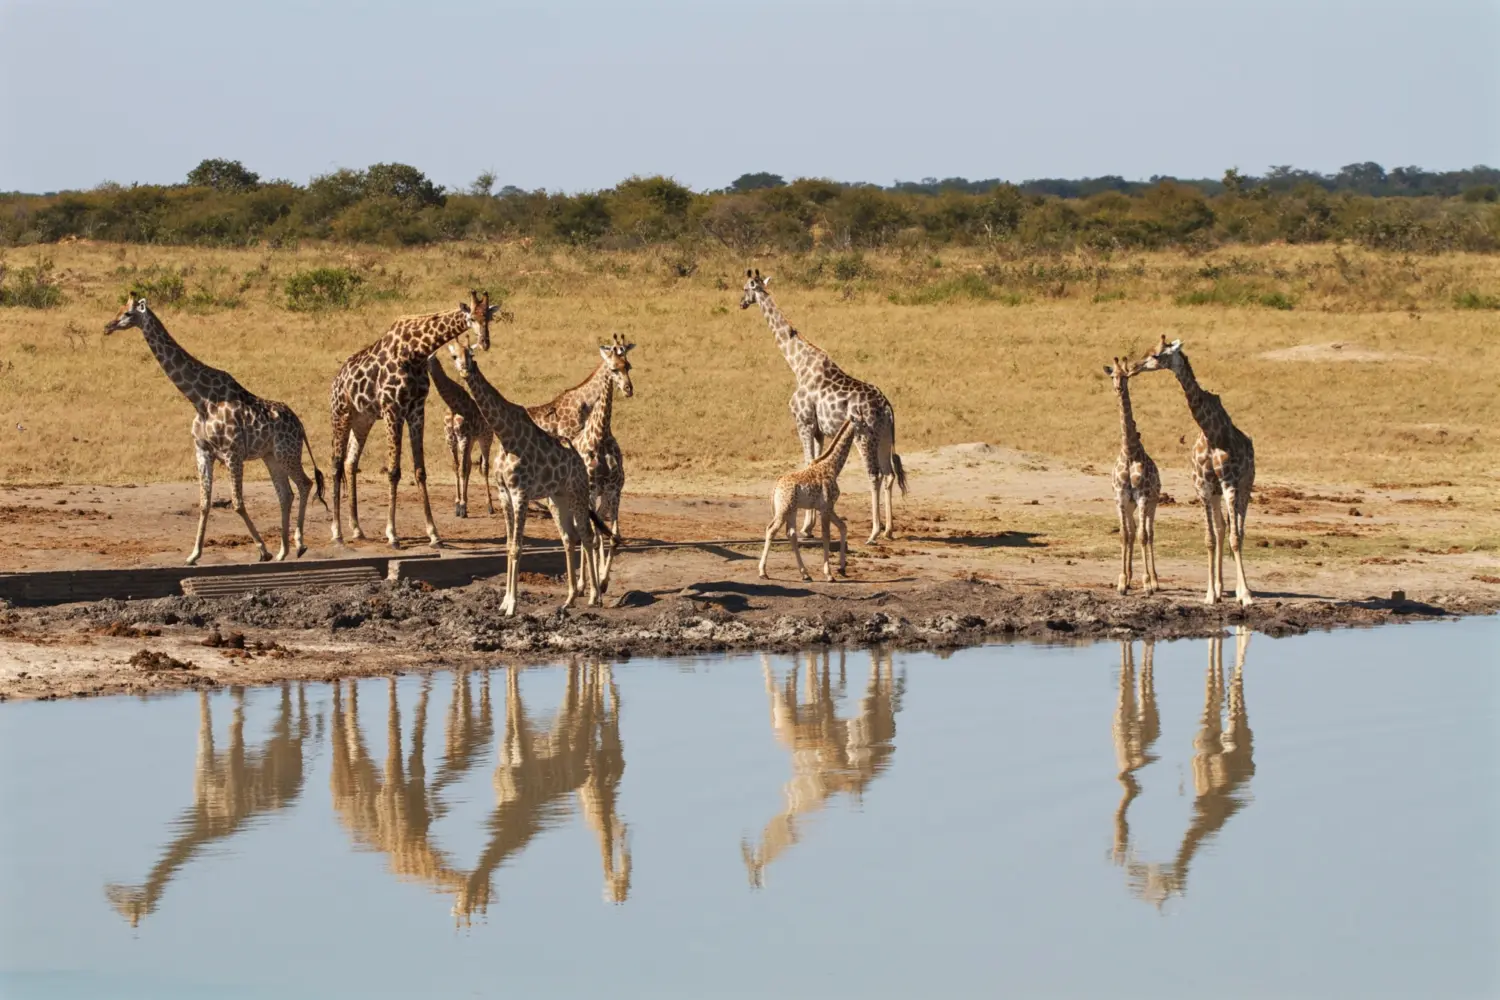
[478,434,495,516]
[1117,500,1135,595]
[269,462,293,562]
[227,455,270,562]
[550,501,579,610]
[456,430,472,520]
[1141,498,1159,595]
[407,411,441,548]
[446,416,465,519]
[187,443,214,566]
[502,499,527,617]
[345,421,373,542]
[1211,493,1229,604]
[329,412,351,544]
[576,499,601,607]
[1225,486,1253,606]
[1199,484,1220,604]
[596,485,620,595]
[853,435,884,545]
[829,507,848,577]
[818,505,835,581]
[758,512,781,580]
[789,521,812,582]
[797,425,821,535]
[382,413,404,549]
[877,428,897,539]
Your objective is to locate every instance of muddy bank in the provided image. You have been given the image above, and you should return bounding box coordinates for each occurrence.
[2,577,1493,702]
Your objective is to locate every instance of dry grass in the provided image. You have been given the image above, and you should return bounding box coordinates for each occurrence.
[1,242,1498,493]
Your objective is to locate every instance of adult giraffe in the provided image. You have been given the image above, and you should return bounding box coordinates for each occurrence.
[740,269,906,542]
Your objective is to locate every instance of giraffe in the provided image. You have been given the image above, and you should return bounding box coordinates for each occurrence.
[106,684,311,926]
[741,649,902,888]
[526,334,635,594]
[758,417,863,582]
[104,295,328,566]
[426,353,495,519]
[740,269,907,543]
[1105,358,1161,595]
[1109,640,1161,867]
[328,291,500,548]
[1137,336,1256,605]
[446,342,603,615]
[1114,628,1254,907]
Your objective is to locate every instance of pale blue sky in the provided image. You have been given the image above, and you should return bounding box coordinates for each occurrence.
[1,0,1495,194]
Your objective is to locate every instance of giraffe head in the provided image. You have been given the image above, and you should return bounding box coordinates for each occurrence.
[1104,357,1140,392]
[459,289,503,352]
[1138,336,1186,375]
[104,292,150,334]
[739,269,771,309]
[447,340,476,381]
[598,333,635,398]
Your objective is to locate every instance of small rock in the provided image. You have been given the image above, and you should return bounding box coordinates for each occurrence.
[611,590,656,609]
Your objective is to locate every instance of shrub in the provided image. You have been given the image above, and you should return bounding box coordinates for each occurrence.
[131,266,188,305]
[0,256,65,308]
[1454,290,1500,310]
[186,159,261,192]
[284,267,363,311]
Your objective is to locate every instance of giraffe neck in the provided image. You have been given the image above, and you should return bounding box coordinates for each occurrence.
[1171,354,1229,441]
[137,308,218,406]
[457,361,538,455]
[397,309,470,361]
[819,420,860,473]
[1116,380,1144,457]
[756,291,812,374]
[577,365,616,455]
[427,355,473,414]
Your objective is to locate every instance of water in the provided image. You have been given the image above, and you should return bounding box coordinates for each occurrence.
[2,620,1496,999]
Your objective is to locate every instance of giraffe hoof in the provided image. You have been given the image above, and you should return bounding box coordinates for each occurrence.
[429,538,445,550]
[256,550,272,563]
[296,545,308,559]
[185,554,201,567]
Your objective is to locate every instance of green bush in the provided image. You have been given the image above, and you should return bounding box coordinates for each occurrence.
[131,266,188,305]
[284,267,363,311]
[0,256,65,308]
[1454,290,1500,309]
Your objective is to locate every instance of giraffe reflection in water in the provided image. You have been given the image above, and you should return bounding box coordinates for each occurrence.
[328,662,629,923]
[105,684,312,926]
[742,649,904,888]
[1111,628,1255,905]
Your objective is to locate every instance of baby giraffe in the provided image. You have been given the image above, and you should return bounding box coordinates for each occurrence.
[1105,358,1161,595]
[759,418,861,582]
[446,342,602,616]
[427,354,494,519]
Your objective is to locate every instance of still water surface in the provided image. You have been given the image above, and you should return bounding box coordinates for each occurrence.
[2,620,1496,998]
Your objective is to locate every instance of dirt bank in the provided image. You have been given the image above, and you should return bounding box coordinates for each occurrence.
[3,442,1497,701]
[2,573,1494,702]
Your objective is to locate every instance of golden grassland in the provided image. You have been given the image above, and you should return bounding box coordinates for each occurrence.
[1,242,1497,497]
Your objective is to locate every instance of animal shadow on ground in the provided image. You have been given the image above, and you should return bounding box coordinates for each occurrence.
[909,531,1045,549]
[1343,594,1449,616]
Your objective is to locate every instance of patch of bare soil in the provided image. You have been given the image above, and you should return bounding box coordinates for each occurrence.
[1259,342,1430,364]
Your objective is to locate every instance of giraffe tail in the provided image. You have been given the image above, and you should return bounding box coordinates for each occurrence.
[888,407,908,495]
[587,509,609,537]
[303,432,330,512]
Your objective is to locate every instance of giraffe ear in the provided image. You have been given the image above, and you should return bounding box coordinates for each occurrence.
[1168,339,1182,352]
[763,275,773,287]
[135,297,149,311]
[599,345,613,361]
[1103,365,1113,376]
[459,301,472,315]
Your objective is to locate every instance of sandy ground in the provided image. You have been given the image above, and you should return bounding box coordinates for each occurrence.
[3,443,1497,701]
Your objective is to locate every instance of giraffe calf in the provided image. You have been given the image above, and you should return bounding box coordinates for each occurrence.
[759,418,862,582]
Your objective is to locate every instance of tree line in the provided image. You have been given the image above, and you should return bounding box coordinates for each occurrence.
[2,159,1496,253]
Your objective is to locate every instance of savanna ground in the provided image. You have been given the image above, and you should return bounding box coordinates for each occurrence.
[1,242,1497,698]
